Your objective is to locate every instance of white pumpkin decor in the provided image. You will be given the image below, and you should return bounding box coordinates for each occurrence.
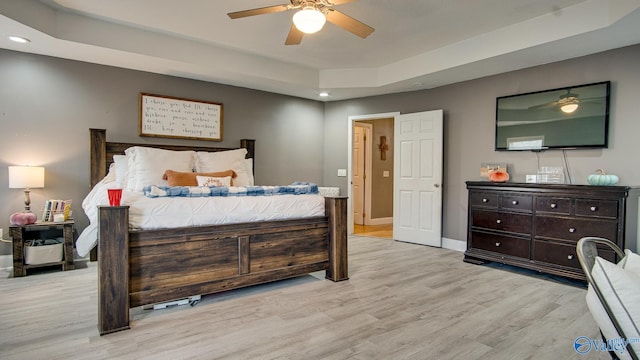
[587,169,619,186]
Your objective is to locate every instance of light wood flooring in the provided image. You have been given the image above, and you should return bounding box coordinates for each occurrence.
[353,224,393,239]
[0,236,605,359]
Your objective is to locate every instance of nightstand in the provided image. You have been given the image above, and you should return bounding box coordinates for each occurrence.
[9,220,75,277]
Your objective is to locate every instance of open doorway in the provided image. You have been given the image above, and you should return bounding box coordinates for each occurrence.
[351,117,394,239]
[348,110,444,246]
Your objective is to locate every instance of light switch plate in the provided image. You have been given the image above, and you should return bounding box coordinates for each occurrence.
[383,171,390,177]
[337,169,347,177]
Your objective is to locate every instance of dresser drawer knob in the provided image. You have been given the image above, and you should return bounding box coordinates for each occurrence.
[512,200,519,205]
[496,219,502,224]
[482,198,489,203]
[550,203,557,209]
[590,206,598,212]
[495,242,501,247]
[567,254,574,260]
[569,227,576,233]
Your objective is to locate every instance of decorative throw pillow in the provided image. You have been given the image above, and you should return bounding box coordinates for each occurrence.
[195,149,252,186]
[162,169,236,186]
[196,175,232,187]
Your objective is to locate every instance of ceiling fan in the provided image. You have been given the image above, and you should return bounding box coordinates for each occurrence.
[530,89,603,114]
[227,0,375,45]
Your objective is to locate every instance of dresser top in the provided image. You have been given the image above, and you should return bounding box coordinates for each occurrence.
[466,181,639,195]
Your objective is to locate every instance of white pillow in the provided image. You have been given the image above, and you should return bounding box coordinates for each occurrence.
[196,175,232,187]
[589,256,640,358]
[585,286,629,359]
[243,158,254,186]
[622,250,640,277]
[195,149,251,186]
[113,155,129,189]
[125,146,195,191]
[104,163,116,183]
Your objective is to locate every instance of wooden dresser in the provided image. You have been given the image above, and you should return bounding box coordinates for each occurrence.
[464,181,639,280]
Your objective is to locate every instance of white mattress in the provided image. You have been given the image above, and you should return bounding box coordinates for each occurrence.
[76,175,325,257]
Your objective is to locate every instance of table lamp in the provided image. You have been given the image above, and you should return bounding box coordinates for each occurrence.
[9,165,45,225]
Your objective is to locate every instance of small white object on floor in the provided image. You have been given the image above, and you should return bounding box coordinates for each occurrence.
[144,295,201,310]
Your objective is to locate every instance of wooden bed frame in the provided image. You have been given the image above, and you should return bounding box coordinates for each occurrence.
[89,129,348,335]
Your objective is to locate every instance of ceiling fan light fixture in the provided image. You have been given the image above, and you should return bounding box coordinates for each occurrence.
[558,94,579,113]
[293,7,326,34]
[560,103,579,113]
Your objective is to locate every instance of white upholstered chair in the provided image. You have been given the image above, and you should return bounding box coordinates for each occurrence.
[577,237,640,360]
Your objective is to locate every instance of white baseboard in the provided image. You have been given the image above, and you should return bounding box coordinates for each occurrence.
[442,237,466,252]
[366,217,393,225]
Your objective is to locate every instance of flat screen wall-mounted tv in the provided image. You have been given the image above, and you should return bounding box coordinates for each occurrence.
[495,81,610,151]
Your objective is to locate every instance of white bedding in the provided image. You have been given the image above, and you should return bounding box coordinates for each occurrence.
[76,175,325,257]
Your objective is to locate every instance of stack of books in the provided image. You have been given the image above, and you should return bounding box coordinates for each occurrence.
[41,199,72,222]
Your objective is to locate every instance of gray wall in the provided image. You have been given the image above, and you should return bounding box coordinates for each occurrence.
[1,44,639,256]
[324,44,640,245]
[0,49,324,254]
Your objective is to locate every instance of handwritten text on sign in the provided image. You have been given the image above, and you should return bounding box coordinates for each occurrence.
[140,93,222,141]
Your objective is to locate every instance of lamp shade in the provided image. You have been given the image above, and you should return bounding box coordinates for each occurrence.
[293,7,326,34]
[9,166,45,189]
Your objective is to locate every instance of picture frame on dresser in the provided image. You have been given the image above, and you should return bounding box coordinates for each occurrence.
[464,181,640,281]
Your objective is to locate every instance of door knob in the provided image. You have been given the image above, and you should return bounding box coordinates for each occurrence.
[434,184,440,188]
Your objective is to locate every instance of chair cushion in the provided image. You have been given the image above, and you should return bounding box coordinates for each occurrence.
[588,255,640,358]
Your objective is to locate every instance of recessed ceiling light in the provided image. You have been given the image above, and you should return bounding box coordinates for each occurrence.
[319,92,329,97]
[9,36,30,44]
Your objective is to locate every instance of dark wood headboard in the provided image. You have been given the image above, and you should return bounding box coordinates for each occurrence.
[89,128,255,188]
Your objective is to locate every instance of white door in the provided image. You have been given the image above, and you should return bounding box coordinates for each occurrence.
[393,110,443,247]
[352,123,372,225]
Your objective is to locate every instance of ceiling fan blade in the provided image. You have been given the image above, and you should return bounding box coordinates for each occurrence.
[285,24,304,45]
[327,0,358,5]
[228,4,292,19]
[324,9,374,38]
[529,101,558,110]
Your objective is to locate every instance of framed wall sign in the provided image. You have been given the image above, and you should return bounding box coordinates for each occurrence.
[139,93,223,141]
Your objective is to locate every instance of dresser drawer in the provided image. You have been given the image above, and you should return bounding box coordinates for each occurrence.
[471,231,530,259]
[470,192,498,208]
[500,194,533,212]
[575,199,618,219]
[472,210,531,234]
[532,240,581,269]
[535,197,571,215]
[534,216,618,242]
[533,240,617,269]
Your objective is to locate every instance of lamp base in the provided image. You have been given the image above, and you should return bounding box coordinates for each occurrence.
[10,211,37,226]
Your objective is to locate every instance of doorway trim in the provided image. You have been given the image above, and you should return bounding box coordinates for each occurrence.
[347,111,400,235]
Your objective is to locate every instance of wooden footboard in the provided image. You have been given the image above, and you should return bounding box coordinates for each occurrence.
[97,197,347,335]
[90,128,347,335]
